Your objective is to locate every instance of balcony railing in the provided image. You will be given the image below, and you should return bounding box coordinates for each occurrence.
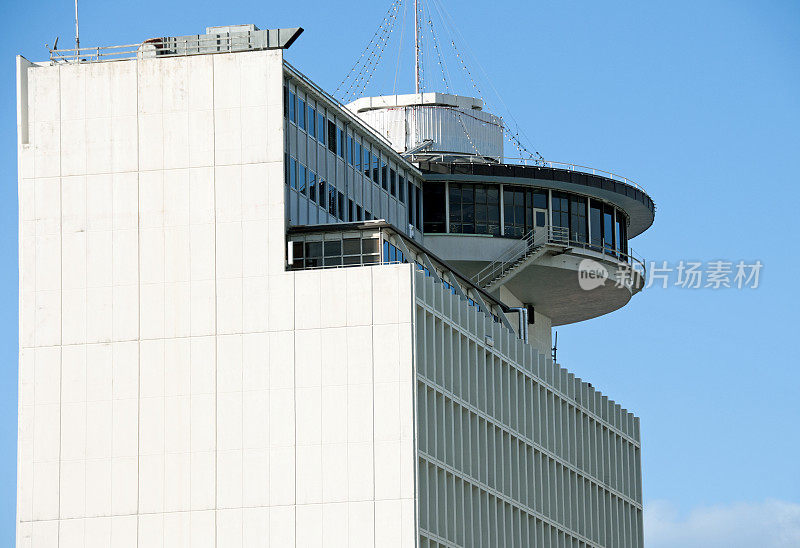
[473,224,645,289]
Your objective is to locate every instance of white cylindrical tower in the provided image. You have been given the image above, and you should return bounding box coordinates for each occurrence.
[346,92,504,161]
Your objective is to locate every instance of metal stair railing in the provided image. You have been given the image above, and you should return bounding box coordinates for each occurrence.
[474,225,569,287]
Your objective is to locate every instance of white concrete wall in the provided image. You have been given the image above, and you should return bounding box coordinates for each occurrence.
[17,49,417,547]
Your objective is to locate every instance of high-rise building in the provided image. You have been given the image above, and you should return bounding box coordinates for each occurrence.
[16,21,653,548]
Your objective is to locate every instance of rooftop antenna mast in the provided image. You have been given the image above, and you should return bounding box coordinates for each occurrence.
[414,0,421,94]
[74,0,80,56]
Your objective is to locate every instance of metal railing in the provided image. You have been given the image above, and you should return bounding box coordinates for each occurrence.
[418,153,645,193]
[49,32,273,64]
[474,226,569,287]
[473,225,646,288]
[505,158,644,193]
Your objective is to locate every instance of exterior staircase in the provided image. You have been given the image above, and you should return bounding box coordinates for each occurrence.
[474,226,569,292]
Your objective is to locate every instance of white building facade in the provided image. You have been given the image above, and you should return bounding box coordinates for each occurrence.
[17,24,645,548]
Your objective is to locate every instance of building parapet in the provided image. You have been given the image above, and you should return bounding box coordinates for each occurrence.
[47,25,303,64]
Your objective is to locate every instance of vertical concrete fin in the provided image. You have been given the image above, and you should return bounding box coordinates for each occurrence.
[16,56,33,145]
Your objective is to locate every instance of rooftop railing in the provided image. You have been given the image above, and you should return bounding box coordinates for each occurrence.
[48,28,302,64]
[418,153,645,193]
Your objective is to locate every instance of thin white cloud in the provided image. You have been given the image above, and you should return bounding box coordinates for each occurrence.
[645,499,800,548]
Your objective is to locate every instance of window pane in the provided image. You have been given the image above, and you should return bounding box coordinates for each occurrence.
[590,202,602,247]
[298,98,306,130]
[323,240,341,256]
[318,113,326,142]
[298,164,306,195]
[343,238,360,255]
[347,136,353,165]
[305,241,322,257]
[362,238,379,254]
[423,182,446,232]
[328,120,336,153]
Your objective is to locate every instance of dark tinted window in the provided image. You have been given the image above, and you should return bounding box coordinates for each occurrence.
[590,201,602,248]
[327,120,336,153]
[423,182,446,233]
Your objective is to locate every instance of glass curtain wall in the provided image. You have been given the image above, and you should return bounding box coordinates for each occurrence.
[422,183,630,256]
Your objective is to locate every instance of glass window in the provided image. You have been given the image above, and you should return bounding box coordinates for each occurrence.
[407,183,413,224]
[342,238,361,255]
[381,161,388,191]
[317,112,326,143]
[552,192,569,229]
[349,199,354,222]
[487,186,500,235]
[449,184,462,233]
[308,104,315,137]
[603,204,615,252]
[423,182,446,233]
[324,240,341,256]
[328,184,337,217]
[448,183,499,235]
[533,190,547,209]
[308,171,317,202]
[356,205,363,221]
[372,153,380,183]
[298,164,306,195]
[354,141,361,171]
[347,136,354,165]
[288,90,296,123]
[327,120,336,153]
[390,169,397,196]
[503,187,530,238]
[570,196,587,244]
[305,241,322,268]
[399,176,406,203]
[318,180,326,209]
[289,157,297,190]
[363,147,371,180]
[337,128,344,158]
[337,192,345,221]
[590,200,602,249]
[415,186,422,230]
[297,97,306,131]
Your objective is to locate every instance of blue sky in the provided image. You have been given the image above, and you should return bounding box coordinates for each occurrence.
[2,0,799,546]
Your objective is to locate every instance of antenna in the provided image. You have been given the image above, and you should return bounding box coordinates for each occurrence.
[74,0,80,53]
[551,331,558,363]
[414,0,421,94]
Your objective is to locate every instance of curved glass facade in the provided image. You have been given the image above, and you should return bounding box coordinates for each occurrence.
[423,182,630,255]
